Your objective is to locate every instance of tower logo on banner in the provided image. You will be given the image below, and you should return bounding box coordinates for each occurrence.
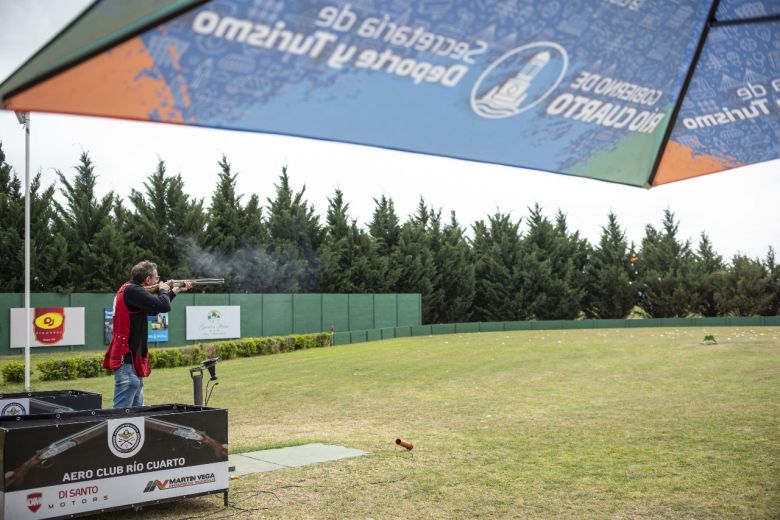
[108,417,146,458]
[471,41,569,119]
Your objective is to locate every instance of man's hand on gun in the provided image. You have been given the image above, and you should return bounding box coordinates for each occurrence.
[161,280,193,295]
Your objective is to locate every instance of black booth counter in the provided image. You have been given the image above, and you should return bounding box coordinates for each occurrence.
[0,390,102,415]
[0,404,228,519]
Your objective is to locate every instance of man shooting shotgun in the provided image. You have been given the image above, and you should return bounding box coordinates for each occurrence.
[103,261,193,408]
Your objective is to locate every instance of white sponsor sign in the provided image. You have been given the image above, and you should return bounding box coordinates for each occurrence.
[0,398,29,416]
[2,461,229,519]
[107,417,146,459]
[186,306,240,340]
[9,307,86,348]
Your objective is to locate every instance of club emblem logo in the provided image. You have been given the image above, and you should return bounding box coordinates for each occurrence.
[2,401,27,416]
[112,423,141,453]
[27,492,43,513]
[107,417,146,458]
[471,41,568,119]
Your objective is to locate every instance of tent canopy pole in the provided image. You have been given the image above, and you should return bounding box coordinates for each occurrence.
[15,111,31,391]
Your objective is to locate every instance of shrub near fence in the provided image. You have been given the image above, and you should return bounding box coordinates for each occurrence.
[1,361,25,383]
[1,333,333,383]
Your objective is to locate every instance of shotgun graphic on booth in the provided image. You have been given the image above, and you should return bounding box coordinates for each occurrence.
[4,417,227,488]
[4,421,107,488]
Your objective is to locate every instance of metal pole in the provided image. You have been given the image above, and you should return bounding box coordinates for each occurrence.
[21,112,31,391]
[191,368,204,406]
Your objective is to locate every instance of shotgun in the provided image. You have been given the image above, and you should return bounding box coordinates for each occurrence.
[144,278,224,293]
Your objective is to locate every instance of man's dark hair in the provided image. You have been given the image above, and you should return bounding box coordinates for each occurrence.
[131,260,157,284]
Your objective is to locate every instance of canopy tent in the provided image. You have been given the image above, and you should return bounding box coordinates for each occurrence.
[1,0,778,188]
[1,0,779,390]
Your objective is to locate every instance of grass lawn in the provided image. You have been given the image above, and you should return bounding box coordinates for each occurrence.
[1,327,778,519]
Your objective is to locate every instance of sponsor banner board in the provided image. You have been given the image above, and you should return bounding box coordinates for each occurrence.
[0,391,101,416]
[3,462,227,519]
[105,308,169,344]
[10,308,85,348]
[147,312,169,343]
[0,405,228,519]
[186,306,240,340]
[104,307,113,345]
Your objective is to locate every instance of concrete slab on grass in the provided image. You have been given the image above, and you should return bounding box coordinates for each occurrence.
[229,454,286,476]
[229,443,367,476]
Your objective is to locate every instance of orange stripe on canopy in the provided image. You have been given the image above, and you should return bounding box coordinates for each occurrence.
[653,140,743,186]
[5,37,183,124]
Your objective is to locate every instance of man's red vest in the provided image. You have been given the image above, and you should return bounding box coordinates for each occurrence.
[102,282,151,377]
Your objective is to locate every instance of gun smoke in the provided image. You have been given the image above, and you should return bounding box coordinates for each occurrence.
[176,236,321,293]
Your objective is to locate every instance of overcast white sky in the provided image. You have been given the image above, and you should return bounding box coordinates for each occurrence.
[0,0,778,260]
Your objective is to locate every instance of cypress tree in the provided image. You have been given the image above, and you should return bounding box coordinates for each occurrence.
[55,153,126,291]
[241,194,267,247]
[321,189,383,292]
[584,212,636,318]
[425,209,446,323]
[690,233,725,317]
[0,145,68,292]
[636,209,696,317]
[368,195,401,291]
[433,211,475,323]
[0,144,24,291]
[203,155,243,255]
[763,247,780,316]
[715,254,771,316]
[30,174,69,291]
[520,205,584,320]
[471,212,523,321]
[127,160,207,284]
[265,167,323,291]
[395,198,436,321]
[321,189,354,291]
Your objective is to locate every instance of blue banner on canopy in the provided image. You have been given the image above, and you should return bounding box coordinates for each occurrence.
[3,0,778,186]
[141,0,710,186]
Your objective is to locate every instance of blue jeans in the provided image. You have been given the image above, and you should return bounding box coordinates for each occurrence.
[113,362,144,408]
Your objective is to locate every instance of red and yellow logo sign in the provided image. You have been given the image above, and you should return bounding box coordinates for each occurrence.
[33,307,65,344]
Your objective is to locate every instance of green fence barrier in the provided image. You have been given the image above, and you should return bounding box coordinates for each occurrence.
[505,321,532,331]
[411,325,432,336]
[455,322,480,333]
[332,331,351,346]
[350,330,367,344]
[0,293,421,355]
[431,324,456,335]
[395,326,412,338]
[325,316,780,347]
[6,290,774,354]
[479,322,504,332]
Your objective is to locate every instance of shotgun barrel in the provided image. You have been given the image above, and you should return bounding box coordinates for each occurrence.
[170,278,224,287]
